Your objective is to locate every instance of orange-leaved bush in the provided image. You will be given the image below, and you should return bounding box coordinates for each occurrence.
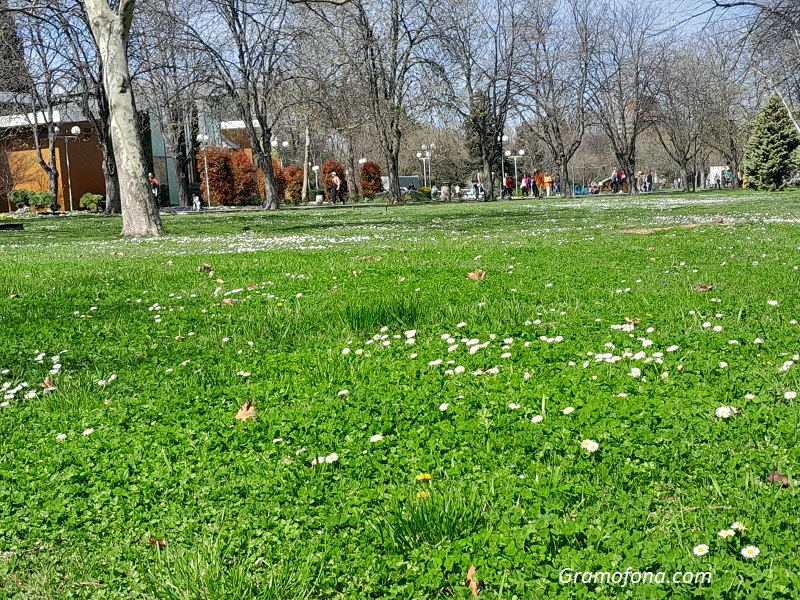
[360,161,383,195]
[198,148,258,206]
[284,165,304,204]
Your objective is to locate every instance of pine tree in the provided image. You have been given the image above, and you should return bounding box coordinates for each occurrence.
[743,94,800,190]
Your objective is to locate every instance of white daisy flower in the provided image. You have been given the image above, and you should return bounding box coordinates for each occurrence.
[740,546,760,559]
[562,406,575,415]
[718,529,735,539]
[531,415,544,423]
[369,434,383,443]
[581,439,599,453]
[439,403,449,411]
[731,522,746,532]
[785,391,797,400]
[693,544,709,557]
[508,403,521,410]
[55,433,67,441]
[337,389,349,396]
[82,428,95,436]
[715,406,734,419]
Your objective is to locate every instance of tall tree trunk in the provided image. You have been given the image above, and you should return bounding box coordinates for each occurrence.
[386,127,402,204]
[100,133,121,213]
[48,167,59,208]
[163,114,188,208]
[84,0,163,236]
[301,124,310,203]
[680,164,689,192]
[256,151,279,210]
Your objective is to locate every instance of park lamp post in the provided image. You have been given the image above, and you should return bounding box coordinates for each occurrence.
[197,134,212,208]
[497,134,508,185]
[54,125,84,211]
[358,158,367,197]
[416,152,427,188]
[506,149,525,192]
[271,139,289,168]
[311,164,320,190]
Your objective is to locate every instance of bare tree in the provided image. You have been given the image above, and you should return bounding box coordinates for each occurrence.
[435,0,522,200]
[171,0,297,210]
[653,44,711,191]
[519,0,597,196]
[319,0,434,204]
[7,10,64,203]
[81,0,163,233]
[134,0,207,208]
[591,0,669,192]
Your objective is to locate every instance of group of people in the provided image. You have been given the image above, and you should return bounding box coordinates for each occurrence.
[469,170,564,200]
[520,171,562,198]
[712,166,740,189]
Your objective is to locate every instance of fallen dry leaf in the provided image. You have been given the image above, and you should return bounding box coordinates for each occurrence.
[624,317,641,324]
[248,283,258,290]
[222,298,239,306]
[766,470,789,488]
[198,263,213,272]
[215,278,225,284]
[147,538,166,549]
[465,565,479,598]
[467,269,487,281]
[235,399,256,422]
[693,284,714,292]
[163,260,173,266]
[8,293,18,299]
[40,376,55,389]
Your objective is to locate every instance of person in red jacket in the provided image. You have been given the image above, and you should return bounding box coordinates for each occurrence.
[504,175,513,199]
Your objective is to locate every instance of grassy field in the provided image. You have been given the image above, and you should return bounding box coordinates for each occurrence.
[2,190,800,599]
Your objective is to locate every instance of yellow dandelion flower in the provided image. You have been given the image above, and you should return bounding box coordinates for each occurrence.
[416,491,430,499]
[415,473,432,481]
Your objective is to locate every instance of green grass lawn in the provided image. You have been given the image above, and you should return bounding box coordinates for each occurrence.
[2,190,800,599]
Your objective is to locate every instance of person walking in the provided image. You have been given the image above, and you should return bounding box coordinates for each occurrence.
[533,170,543,198]
[148,172,159,204]
[521,175,529,197]
[504,174,513,199]
[330,171,342,204]
[543,172,554,197]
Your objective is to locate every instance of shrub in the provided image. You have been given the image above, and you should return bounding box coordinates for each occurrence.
[199,148,258,206]
[360,161,383,196]
[10,189,57,209]
[7,189,31,207]
[79,193,103,211]
[284,165,304,204]
[418,186,432,199]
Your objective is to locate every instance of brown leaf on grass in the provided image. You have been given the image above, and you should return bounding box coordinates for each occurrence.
[163,260,173,266]
[235,399,256,422]
[40,376,55,389]
[465,565,479,598]
[624,317,641,324]
[198,263,213,272]
[8,293,18,299]
[215,278,225,284]
[467,269,486,281]
[222,298,239,306]
[147,538,166,549]
[693,284,714,292]
[248,283,258,290]
[766,470,790,488]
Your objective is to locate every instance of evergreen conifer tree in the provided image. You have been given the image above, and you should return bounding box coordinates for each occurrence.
[743,94,800,190]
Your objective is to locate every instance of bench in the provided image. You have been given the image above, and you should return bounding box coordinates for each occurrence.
[0,223,23,231]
